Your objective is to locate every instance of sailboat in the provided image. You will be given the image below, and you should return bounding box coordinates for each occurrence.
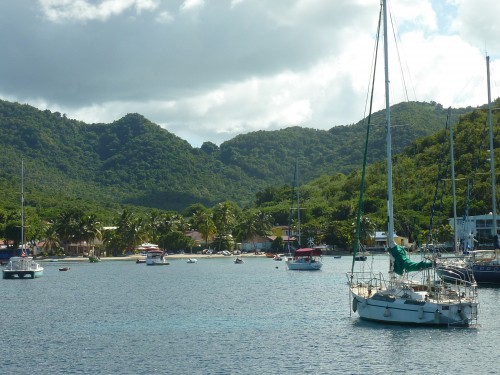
[436,56,500,285]
[285,159,322,270]
[347,0,478,326]
[3,160,44,279]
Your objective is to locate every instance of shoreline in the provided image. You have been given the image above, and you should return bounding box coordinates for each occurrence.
[36,253,269,262]
[36,252,353,262]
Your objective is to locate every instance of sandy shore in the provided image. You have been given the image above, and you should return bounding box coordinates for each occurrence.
[36,253,268,262]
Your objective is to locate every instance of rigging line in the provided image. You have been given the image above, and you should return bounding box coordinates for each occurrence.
[362,6,384,121]
[352,2,383,274]
[426,117,450,248]
[388,1,414,102]
[463,112,489,220]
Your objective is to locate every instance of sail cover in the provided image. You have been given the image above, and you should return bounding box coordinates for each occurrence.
[389,245,433,275]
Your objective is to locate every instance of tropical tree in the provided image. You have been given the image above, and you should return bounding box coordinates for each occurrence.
[191,208,216,249]
[52,209,85,254]
[108,209,148,255]
[42,224,61,255]
[212,201,239,251]
[235,209,273,251]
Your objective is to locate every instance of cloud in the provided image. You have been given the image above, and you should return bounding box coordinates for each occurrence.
[39,0,159,22]
[0,0,498,148]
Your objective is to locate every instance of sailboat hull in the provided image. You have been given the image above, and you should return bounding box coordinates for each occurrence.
[349,273,478,327]
[351,293,476,327]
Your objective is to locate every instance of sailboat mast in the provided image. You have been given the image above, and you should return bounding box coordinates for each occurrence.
[21,159,25,250]
[383,0,395,248]
[296,159,301,246]
[448,108,458,252]
[486,55,497,237]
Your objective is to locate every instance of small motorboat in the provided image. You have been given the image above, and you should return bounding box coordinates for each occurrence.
[334,255,342,259]
[186,258,198,263]
[59,267,70,271]
[136,258,146,264]
[234,257,244,264]
[273,254,283,261]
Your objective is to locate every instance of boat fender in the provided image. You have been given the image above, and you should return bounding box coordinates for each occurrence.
[352,298,358,312]
[384,307,391,317]
[458,308,467,321]
[418,306,424,319]
[434,309,440,323]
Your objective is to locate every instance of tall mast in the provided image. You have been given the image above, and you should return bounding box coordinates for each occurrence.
[383,0,395,248]
[487,55,497,238]
[448,108,458,252]
[296,158,301,246]
[21,159,25,249]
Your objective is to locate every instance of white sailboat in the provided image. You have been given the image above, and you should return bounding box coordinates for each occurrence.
[285,159,322,271]
[3,160,44,279]
[347,0,478,326]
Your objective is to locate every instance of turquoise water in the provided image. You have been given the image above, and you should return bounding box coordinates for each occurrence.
[1,256,499,374]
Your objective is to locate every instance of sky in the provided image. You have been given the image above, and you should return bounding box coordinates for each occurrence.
[1,0,499,147]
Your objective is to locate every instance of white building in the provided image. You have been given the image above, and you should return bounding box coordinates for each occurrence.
[449,213,499,248]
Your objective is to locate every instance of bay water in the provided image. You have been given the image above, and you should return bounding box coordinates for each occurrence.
[1,255,499,374]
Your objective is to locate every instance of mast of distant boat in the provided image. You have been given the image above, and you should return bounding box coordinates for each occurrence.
[448,108,459,253]
[21,159,26,254]
[486,55,497,239]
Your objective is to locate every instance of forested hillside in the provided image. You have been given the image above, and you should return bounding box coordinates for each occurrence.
[0,98,484,219]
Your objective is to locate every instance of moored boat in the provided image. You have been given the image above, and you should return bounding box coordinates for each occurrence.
[2,161,44,280]
[146,250,169,265]
[3,255,44,279]
[286,248,322,270]
[187,258,198,263]
[347,0,478,327]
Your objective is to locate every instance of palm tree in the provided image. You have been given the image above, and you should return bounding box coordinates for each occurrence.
[42,224,60,255]
[235,210,273,252]
[191,209,216,249]
[213,201,238,251]
[113,210,148,255]
[53,209,84,255]
[81,214,102,256]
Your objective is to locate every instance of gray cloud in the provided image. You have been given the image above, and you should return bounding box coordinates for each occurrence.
[0,0,499,147]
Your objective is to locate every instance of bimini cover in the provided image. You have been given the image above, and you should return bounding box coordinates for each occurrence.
[294,248,322,256]
[389,245,432,275]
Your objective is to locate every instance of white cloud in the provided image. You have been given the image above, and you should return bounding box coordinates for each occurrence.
[39,0,159,22]
[180,0,205,13]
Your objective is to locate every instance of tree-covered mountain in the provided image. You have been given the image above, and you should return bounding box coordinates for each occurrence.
[251,99,500,247]
[0,98,481,219]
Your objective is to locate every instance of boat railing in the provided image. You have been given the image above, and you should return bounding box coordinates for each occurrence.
[347,271,388,291]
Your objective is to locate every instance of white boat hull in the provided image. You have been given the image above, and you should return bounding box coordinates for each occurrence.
[348,272,478,327]
[146,250,169,265]
[351,292,476,327]
[2,257,44,279]
[286,259,322,270]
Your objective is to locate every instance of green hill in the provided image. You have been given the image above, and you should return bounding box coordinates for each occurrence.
[0,98,482,219]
